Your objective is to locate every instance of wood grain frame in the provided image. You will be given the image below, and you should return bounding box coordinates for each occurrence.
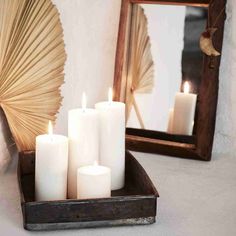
[113,0,227,161]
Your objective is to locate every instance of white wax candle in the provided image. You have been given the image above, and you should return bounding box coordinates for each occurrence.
[167,108,174,133]
[172,82,197,135]
[95,88,125,190]
[68,93,99,199]
[77,162,111,199]
[35,121,68,201]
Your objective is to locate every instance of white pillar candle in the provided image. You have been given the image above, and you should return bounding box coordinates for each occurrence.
[68,93,99,199]
[35,121,68,201]
[167,108,174,133]
[172,82,197,135]
[95,88,125,190]
[77,162,111,199]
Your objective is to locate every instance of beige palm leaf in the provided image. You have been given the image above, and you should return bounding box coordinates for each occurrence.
[0,0,66,151]
[126,4,154,129]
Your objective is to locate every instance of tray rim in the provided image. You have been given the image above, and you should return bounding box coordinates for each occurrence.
[24,216,156,231]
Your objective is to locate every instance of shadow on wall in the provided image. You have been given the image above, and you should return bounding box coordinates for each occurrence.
[213,0,236,154]
[0,108,16,173]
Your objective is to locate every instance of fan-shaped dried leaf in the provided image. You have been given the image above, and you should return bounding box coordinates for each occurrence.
[126,5,154,128]
[0,0,66,151]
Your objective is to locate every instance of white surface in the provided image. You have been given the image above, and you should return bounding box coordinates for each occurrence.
[0,151,236,236]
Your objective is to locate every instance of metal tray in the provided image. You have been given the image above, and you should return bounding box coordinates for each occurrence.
[17,150,159,231]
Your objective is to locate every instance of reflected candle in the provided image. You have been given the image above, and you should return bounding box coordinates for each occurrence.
[68,93,99,199]
[95,88,125,190]
[77,162,111,199]
[172,82,197,135]
[35,121,68,201]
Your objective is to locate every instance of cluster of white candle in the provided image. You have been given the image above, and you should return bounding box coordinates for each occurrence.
[167,81,197,135]
[35,89,125,201]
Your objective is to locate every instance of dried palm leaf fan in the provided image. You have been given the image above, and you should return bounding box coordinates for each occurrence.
[0,0,66,151]
[126,4,154,129]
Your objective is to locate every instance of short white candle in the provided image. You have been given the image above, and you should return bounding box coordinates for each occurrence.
[95,88,125,190]
[35,121,68,201]
[68,93,99,199]
[172,82,197,135]
[77,162,111,199]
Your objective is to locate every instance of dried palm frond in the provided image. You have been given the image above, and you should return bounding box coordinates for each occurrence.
[126,4,154,129]
[0,0,66,151]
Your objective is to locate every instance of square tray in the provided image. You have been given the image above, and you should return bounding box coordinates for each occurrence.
[17,151,159,231]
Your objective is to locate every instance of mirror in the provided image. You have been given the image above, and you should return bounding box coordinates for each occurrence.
[126,4,206,135]
[114,0,227,160]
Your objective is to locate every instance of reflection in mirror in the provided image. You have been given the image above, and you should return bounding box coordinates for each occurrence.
[126,4,207,135]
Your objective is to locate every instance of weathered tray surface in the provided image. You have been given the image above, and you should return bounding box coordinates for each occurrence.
[17,151,159,231]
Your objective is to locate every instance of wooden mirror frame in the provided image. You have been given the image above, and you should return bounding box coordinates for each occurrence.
[113,0,227,161]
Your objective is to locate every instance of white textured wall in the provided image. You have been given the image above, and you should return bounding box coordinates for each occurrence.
[213,0,235,154]
[53,0,233,155]
[53,0,121,135]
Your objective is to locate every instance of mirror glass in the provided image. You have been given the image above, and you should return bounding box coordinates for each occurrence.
[126,4,207,135]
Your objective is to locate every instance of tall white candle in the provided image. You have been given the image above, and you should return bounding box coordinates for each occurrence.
[95,88,125,190]
[68,93,99,199]
[77,162,111,199]
[35,121,68,201]
[172,82,197,135]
